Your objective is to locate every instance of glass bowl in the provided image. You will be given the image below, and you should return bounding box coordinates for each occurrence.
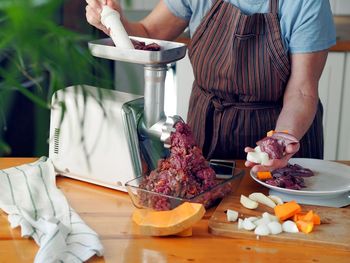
[125,168,245,211]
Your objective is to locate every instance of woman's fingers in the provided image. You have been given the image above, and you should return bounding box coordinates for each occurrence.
[108,0,122,9]
[285,142,300,154]
[86,0,103,13]
[250,151,296,172]
[244,147,255,153]
[86,5,100,25]
[245,160,256,168]
[86,0,123,35]
[86,3,109,34]
[246,151,293,172]
[250,160,284,173]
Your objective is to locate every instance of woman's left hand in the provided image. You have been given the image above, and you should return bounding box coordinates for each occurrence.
[244,142,300,173]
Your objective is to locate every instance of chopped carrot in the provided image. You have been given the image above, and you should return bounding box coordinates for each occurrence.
[257,171,273,181]
[313,213,321,225]
[292,212,306,222]
[302,210,314,222]
[267,130,289,137]
[293,210,321,225]
[296,220,314,234]
[274,200,302,221]
[267,130,275,137]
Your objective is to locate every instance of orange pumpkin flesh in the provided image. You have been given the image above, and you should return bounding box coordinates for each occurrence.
[132,202,205,236]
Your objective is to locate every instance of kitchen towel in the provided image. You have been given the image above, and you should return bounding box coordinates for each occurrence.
[0,157,104,263]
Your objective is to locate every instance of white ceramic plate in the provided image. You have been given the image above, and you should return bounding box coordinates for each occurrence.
[250,158,350,197]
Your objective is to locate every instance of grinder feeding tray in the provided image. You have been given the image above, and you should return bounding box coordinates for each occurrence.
[49,36,187,191]
[88,37,186,64]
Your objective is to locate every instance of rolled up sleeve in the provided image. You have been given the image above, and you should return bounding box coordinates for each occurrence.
[163,0,192,21]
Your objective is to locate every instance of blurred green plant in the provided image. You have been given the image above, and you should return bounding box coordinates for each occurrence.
[0,0,113,156]
[125,0,132,8]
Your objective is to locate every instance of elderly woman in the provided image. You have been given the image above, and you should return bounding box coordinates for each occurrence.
[86,0,336,171]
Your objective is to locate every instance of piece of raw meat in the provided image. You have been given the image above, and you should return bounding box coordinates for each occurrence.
[131,39,161,51]
[257,132,299,159]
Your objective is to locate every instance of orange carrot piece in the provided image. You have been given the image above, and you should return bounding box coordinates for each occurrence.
[267,130,289,137]
[257,171,273,181]
[296,220,314,234]
[293,212,306,222]
[274,201,302,221]
[313,213,321,225]
[292,214,298,222]
[302,210,314,222]
[267,130,275,137]
[293,211,321,225]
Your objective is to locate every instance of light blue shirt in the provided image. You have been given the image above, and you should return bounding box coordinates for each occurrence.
[164,0,336,53]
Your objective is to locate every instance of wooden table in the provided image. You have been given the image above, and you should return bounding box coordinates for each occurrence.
[1,158,349,263]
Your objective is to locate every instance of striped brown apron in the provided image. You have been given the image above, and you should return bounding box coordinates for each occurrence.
[187,0,324,160]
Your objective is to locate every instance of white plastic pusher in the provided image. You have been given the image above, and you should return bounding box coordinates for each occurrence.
[100,5,134,49]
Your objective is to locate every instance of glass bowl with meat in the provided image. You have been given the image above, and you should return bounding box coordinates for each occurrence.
[125,122,244,211]
[125,167,244,211]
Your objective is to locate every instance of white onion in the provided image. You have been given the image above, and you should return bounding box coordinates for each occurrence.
[254,224,270,236]
[254,217,271,226]
[268,195,284,205]
[246,216,259,222]
[247,149,270,165]
[262,212,279,222]
[282,220,299,233]
[240,195,259,209]
[226,209,238,222]
[249,193,276,208]
[243,218,256,231]
[267,221,283,234]
[237,218,244,229]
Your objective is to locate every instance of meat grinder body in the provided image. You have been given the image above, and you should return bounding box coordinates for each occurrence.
[49,37,187,191]
[49,85,167,191]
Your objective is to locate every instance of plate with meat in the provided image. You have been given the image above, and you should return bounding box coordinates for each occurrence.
[250,158,350,197]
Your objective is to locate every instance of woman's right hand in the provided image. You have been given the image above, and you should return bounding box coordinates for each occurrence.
[85,0,122,35]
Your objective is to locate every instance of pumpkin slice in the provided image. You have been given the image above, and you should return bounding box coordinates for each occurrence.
[132,202,205,236]
[175,227,193,237]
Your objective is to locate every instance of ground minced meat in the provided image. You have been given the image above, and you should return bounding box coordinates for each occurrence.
[139,122,230,210]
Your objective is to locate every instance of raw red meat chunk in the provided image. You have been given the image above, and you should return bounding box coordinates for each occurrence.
[257,132,299,159]
[131,39,161,51]
[265,163,314,190]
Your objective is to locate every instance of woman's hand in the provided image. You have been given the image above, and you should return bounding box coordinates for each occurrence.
[85,0,121,35]
[244,142,300,173]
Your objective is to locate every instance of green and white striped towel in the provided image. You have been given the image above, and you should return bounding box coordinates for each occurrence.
[0,157,104,263]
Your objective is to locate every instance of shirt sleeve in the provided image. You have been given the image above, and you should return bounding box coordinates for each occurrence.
[289,0,336,53]
[163,0,192,21]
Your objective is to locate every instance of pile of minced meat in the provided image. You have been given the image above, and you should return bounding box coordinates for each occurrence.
[139,122,230,210]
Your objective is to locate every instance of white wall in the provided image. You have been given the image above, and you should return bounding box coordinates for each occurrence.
[330,0,350,15]
[318,52,346,160]
[119,0,158,10]
[337,53,350,160]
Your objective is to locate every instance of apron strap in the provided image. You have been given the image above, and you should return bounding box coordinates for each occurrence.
[269,0,279,14]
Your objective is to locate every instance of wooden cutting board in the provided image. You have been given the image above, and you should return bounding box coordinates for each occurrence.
[208,194,350,250]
